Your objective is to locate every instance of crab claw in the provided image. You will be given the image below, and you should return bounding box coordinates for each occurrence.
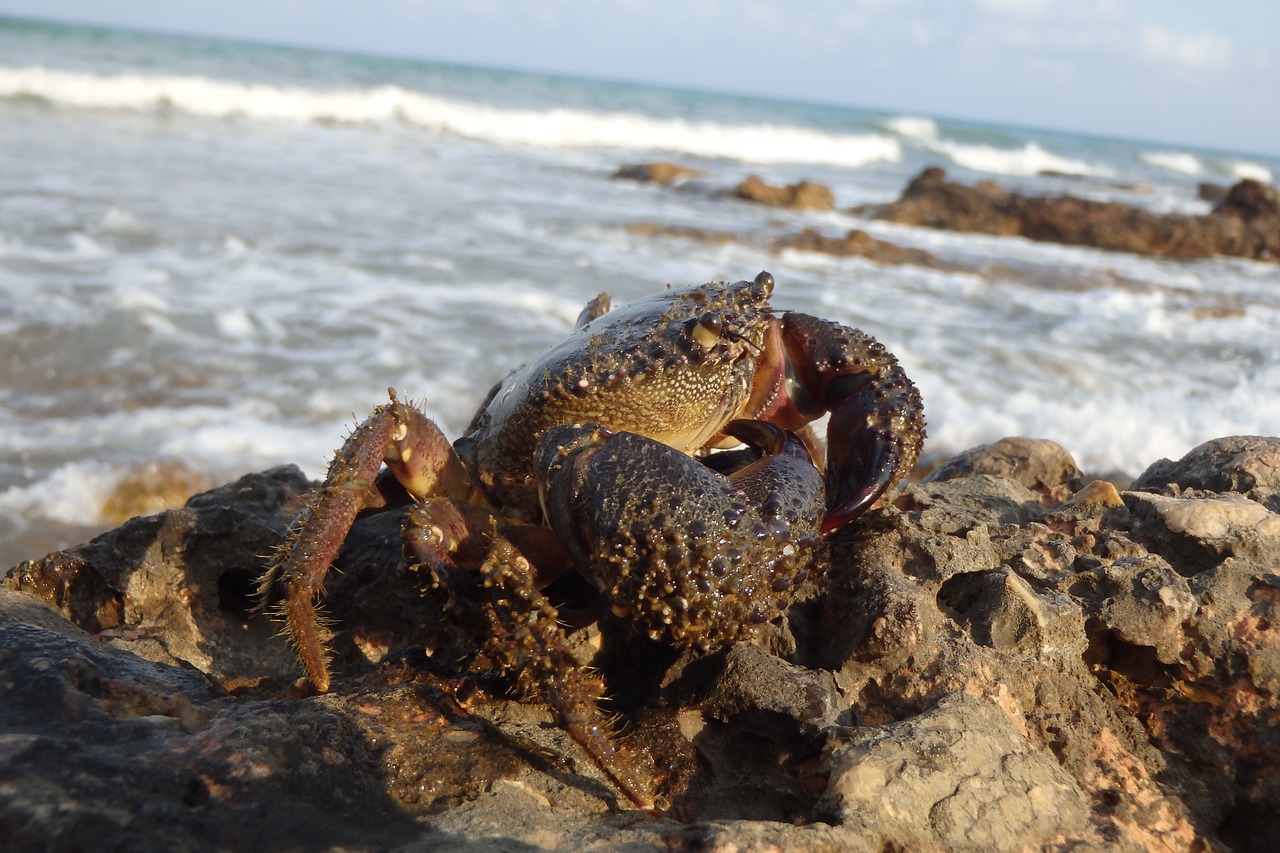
[821,372,918,532]
[536,421,823,648]
[775,313,926,534]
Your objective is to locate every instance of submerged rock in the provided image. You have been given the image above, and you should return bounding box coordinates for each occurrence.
[772,227,956,269]
[4,437,1280,850]
[612,161,707,184]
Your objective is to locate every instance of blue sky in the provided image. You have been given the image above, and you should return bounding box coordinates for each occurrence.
[2,0,1277,156]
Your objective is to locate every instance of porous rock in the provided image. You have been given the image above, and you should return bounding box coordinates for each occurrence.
[924,435,1085,500]
[4,436,1280,850]
[822,694,1089,850]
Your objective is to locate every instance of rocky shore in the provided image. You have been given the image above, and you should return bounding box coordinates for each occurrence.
[856,167,1280,263]
[616,162,1280,266]
[4,435,1279,851]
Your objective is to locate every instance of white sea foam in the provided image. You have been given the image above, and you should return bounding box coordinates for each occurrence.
[1141,150,1203,175]
[933,139,1112,177]
[1226,160,1274,183]
[1142,151,1275,185]
[0,65,901,168]
[879,113,1109,176]
[881,115,940,141]
[0,461,124,524]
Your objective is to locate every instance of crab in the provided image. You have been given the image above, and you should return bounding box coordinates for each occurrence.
[258,271,924,814]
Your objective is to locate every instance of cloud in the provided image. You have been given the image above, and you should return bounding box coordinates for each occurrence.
[1140,26,1232,71]
[974,0,1051,16]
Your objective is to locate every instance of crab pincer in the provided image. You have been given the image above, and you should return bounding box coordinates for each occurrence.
[773,312,925,533]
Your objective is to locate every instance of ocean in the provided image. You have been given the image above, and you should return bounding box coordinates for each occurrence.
[2,15,1278,569]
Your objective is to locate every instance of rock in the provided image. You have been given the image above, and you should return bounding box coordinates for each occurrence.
[1198,181,1230,205]
[821,694,1090,850]
[4,435,1280,850]
[1215,178,1280,220]
[612,161,707,184]
[1124,491,1280,574]
[924,436,1085,500]
[623,221,735,244]
[734,174,835,211]
[1070,553,1197,663]
[99,459,212,524]
[859,167,1280,263]
[627,220,963,270]
[772,227,955,268]
[1132,435,1280,512]
[5,466,312,686]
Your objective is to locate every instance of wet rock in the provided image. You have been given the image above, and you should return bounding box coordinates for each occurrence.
[5,434,1280,850]
[859,167,1280,263]
[772,226,955,268]
[612,161,707,184]
[627,219,962,270]
[623,221,734,244]
[1198,181,1230,205]
[733,174,835,211]
[1216,178,1280,220]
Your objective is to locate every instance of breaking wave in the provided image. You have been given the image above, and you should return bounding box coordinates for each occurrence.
[1141,149,1273,183]
[0,65,901,167]
[881,114,1111,177]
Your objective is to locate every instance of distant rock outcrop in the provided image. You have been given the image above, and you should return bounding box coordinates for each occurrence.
[858,166,1280,262]
[733,174,836,211]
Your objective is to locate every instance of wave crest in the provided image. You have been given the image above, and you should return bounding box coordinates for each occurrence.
[0,65,901,167]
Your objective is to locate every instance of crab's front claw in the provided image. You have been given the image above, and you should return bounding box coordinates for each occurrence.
[778,313,926,534]
[821,372,922,532]
[537,421,823,649]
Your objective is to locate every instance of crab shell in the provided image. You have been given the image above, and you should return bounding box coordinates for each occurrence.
[458,272,783,520]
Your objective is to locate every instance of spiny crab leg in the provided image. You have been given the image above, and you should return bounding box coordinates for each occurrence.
[401,501,658,813]
[259,389,468,691]
[474,538,660,816]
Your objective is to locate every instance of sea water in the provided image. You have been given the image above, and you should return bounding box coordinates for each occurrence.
[2,15,1278,568]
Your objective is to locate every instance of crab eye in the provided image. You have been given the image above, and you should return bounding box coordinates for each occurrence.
[690,312,724,349]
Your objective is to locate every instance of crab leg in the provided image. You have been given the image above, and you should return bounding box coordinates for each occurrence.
[477,538,659,815]
[260,389,470,691]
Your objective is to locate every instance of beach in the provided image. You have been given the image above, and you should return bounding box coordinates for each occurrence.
[2,15,1279,569]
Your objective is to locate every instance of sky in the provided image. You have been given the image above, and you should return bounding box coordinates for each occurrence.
[1,0,1277,157]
